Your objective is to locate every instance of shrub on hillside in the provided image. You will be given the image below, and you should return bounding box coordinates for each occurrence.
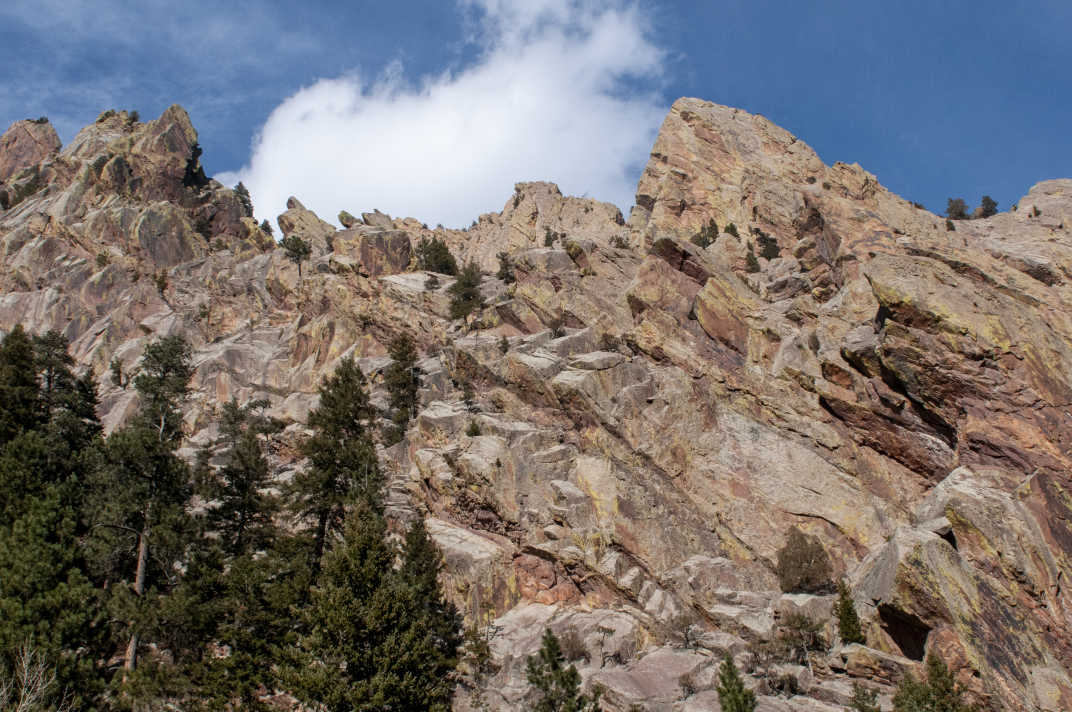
[893,653,975,712]
[775,526,832,593]
[946,198,969,220]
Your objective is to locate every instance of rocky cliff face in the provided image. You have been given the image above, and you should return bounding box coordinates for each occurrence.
[1,99,1070,711]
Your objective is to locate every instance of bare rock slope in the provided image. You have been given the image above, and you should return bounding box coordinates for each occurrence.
[1,99,1070,711]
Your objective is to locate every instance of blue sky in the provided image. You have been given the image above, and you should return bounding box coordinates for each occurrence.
[1,1,1068,227]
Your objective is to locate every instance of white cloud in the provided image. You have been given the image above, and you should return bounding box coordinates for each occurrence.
[219,0,666,228]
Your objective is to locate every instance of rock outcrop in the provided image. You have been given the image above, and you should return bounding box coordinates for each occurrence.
[0,117,61,183]
[1,99,1070,711]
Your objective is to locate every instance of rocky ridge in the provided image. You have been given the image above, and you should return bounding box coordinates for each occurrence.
[1,99,1070,711]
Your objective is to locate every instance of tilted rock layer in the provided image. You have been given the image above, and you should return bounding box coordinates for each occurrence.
[1,99,1070,711]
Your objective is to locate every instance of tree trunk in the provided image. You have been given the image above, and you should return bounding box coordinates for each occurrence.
[124,522,150,672]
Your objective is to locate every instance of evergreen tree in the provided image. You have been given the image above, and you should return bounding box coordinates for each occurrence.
[715,654,756,712]
[289,503,395,711]
[449,262,484,321]
[287,356,379,574]
[382,333,421,445]
[0,327,108,708]
[200,398,282,557]
[690,218,719,248]
[87,335,195,675]
[892,653,974,712]
[526,628,601,712]
[416,236,458,275]
[836,579,866,644]
[233,182,254,218]
[497,251,516,283]
[281,234,312,278]
[979,195,998,218]
[0,325,41,444]
[946,198,969,220]
[745,244,760,273]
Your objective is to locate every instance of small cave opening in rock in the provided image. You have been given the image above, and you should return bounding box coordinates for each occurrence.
[939,529,958,550]
[877,604,931,661]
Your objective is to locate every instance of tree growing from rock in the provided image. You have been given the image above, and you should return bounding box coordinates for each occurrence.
[835,580,866,644]
[497,251,516,283]
[775,526,832,593]
[946,198,969,220]
[526,628,602,712]
[745,244,761,273]
[892,653,974,712]
[416,236,458,275]
[715,654,755,712]
[690,218,718,248]
[382,333,421,445]
[233,182,253,217]
[978,195,998,218]
[281,234,311,278]
[449,262,484,321]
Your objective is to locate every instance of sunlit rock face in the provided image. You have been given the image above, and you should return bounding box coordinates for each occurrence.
[2,99,1070,711]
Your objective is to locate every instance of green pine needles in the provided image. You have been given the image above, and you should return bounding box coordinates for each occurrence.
[893,653,975,712]
[526,629,602,712]
[836,580,866,644]
[289,508,461,712]
[382,332,421,445]
[449,262,485,321]
[716,654,756,712]
[416,236,458,275]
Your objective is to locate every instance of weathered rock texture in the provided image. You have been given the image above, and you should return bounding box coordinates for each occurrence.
[1,99,1070,712]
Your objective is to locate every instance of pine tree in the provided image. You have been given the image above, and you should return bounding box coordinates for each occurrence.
[0,325,41,444]
[289,503,396,711]
[88,335,195,675]
[449,262,484,321]
[497,251,516,283]
[416,236,458,275]
[715,654,756,712]
[373,519,463,710]
[200,398,282,557]
[382,333,421,445]
[745,244,760,273]
[946,198,969,220]
[526,628,601,712]
[836,579,866,644]
[281,234,312,278]
[0,327,108,708]
[892,653,974,712]
[233,182,253,217]
[287,356,379,574]
[979,195,998,218]
[690,218,719,248]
